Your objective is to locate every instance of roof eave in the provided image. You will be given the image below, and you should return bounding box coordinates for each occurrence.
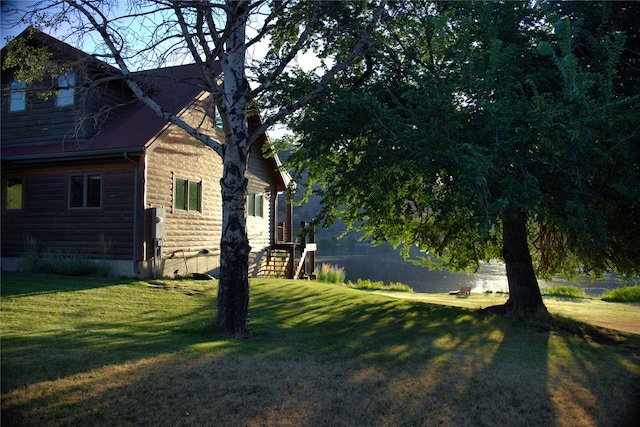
[1,147,145,163]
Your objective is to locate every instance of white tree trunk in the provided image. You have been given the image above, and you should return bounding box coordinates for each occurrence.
[216,1,252,335]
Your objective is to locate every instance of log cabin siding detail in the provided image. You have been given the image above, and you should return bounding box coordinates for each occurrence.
[1,30,292,278]
[144,114,277,263]
[145,111,224,260]
[246,141,277,252]
[1,159,136,259]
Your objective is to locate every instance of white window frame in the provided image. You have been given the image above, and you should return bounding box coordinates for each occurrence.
[9,81,26,112]
[69,173,102,209]
[56,72,75,107]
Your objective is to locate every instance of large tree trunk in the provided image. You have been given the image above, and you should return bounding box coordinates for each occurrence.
[502,210,548,318]
[216,2,251,335]
[217,143,251,335]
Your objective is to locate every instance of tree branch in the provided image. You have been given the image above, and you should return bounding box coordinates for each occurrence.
[249,0,388,142]
[63,0,223,156]
[248,0,324,97]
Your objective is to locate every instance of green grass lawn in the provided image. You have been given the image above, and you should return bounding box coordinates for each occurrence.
[2,273,639,426]
[377,291,640,335]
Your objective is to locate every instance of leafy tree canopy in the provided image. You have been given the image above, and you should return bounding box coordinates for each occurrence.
[276,1,639,314]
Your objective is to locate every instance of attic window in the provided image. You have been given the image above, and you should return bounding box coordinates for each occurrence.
[9,81,26,111]
[56,72,75,107]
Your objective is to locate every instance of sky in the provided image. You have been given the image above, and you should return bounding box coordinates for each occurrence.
[1,1,317,69]
[1,1,188,63]
[1,1,38,47]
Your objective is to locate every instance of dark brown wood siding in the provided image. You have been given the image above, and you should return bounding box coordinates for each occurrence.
[1,90,86,143]
[1,158,136,260]
[1,70,131,144]
[0,51,133,144]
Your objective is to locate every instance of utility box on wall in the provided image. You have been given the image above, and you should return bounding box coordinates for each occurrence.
[152,207,166,240]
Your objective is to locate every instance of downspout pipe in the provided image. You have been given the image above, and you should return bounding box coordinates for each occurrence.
[124,152,141,275]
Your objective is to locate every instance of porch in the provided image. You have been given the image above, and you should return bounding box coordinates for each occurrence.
[258,221,317,279]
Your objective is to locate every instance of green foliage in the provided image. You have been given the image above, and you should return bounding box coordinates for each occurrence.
[43,251,103,276]
[541,286,587,299]
[17,235,112,277]
[346,278,413,293]
[281,1,640,284]
[601,286,640,303]
[316,263,346,284]
[96,233,114,277]
[19,235,41,273]
[2,28,62,99]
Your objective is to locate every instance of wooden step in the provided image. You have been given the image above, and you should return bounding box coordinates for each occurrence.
[257,249,292,278]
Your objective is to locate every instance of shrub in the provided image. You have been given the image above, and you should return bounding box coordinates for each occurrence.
[17,236,112,277]
[346,278,413,293]
[42,250,102,276]
[96,233,114,277]
[18,235,41,272]
[541,286,587,298]
[317,263,346,284]
[601,285,640,303]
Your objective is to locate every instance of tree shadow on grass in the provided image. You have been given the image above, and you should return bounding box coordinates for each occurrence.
[2,284,506,426]
[450,311,640,426]
[545,315,640,425]
[0,272,122,297]
[2,278,639,426]
[247,286,640,426]
[1,274,220,394]
[453,317,554,426]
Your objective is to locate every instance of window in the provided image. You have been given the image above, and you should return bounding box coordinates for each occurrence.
[56,72,75,107]
[69,174,101,208]
[248,193,263,217]
[9,81,26,111]
[174,178,201,212]
[5,177,23,210]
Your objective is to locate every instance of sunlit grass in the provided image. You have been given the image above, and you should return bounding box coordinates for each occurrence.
[2,273,639,426]
[541,285,587,298]
[601,285,640,302]
[346,278,414,292]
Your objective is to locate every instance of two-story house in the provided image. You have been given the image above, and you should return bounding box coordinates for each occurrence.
[1,29,311,279]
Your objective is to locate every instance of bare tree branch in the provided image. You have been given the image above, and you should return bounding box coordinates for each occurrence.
[63,0,224,155]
